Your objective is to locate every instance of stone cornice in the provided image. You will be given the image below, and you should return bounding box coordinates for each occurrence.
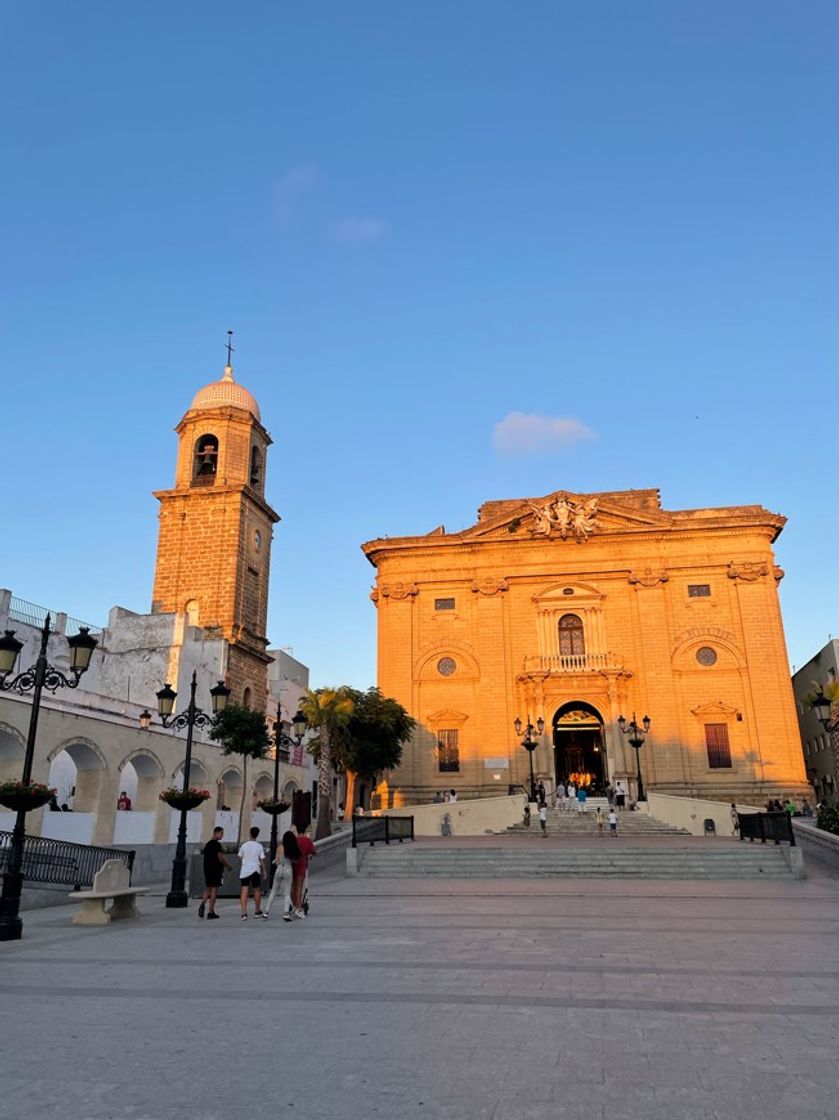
[153,484,280,525]
[362,520,784,567]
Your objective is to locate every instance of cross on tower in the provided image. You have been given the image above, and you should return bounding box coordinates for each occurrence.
[226,330,235,367]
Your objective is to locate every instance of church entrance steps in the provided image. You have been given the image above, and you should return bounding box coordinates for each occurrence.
[357,838,795,879]
[508,805,690,837]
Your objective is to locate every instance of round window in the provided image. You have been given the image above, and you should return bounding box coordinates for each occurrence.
[696,646,717,667]
[437,657,457,677]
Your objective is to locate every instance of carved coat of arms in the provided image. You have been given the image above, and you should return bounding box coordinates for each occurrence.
[527,495,598,541]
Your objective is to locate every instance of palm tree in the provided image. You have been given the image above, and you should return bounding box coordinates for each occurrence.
[301,687,354,838]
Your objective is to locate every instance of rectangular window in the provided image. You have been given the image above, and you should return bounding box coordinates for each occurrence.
[688,584,711,597]
[705,723,732,768]
[437,729,460,772]
[435,597,456,611]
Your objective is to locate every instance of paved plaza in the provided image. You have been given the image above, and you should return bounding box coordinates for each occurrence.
[2,863,839,1120]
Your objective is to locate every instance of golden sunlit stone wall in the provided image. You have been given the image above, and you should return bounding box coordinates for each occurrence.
[362,488,810,806]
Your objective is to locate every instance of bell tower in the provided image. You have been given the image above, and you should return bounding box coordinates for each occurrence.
[151,352,279,711]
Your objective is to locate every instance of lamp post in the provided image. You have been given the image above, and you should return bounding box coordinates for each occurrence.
[514,715,545,802]
[617,712,651,803]
[0,616,98,941]
[269,705,307,869]
[812,689,839,737]
[152,670,231,908]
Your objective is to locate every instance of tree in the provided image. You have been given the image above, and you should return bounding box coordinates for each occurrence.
[336,688,415,817]
[301,688,355,839]
[209,703,273,845]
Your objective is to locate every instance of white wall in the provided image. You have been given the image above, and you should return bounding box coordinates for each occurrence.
[168,809,203,843]
[40,812,95,845]
[113,811,156,845]
[380,793,525,836]
[647,792,759,837]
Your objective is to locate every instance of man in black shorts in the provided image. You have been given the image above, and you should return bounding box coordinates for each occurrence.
[199,826,230,919]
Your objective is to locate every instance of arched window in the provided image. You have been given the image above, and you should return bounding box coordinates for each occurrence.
[193,434,218,485]
[249,445,262,488]
[559,614,585,656]
[242,687,252,709]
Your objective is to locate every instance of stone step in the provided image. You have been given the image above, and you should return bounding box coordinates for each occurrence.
[358,844,793,879]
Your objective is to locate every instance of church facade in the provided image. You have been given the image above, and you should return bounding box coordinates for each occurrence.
[362,488,810,806]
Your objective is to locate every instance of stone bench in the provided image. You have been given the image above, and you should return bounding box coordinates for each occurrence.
[68,859,148,926]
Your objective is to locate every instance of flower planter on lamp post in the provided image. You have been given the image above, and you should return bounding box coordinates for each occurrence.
[146,671,230,908]
[0,616,98,941]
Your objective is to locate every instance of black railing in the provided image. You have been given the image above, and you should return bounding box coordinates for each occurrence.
[351,815,415,848]
[737,812,795,846]
[0,833,135,890]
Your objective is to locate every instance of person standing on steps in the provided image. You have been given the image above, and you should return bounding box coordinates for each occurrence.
[566,781,576,811]
[199,826,230,919]
[576,785,588,814]
[608,809,618,837]
[615,781,626,811]
[238,826,267,921]
[595,807,604,836]
[538,800,548,835]
[537,780,546,805]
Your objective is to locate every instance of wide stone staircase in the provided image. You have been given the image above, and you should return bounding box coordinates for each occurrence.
[358,841,796,880]
[509,800,690,837]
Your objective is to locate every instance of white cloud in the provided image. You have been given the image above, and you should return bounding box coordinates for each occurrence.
[492,412,594,456]
[276,163,319,225]
[333,217,386,244]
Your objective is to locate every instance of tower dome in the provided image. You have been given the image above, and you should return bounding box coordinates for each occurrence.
[190,365,260,421]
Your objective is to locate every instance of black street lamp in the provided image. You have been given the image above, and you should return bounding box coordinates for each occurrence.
[269,706,307,869]
[812,689,839,736]
[514,715,545,802]
[0,616,98,941]
[151,670,230,908]
[617,712,651,802]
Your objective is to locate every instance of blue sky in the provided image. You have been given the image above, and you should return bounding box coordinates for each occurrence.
[2,2,837,686]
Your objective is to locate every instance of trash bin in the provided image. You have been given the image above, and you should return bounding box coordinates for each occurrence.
[703,818,716,836]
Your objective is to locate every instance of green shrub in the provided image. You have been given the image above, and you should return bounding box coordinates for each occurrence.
[816,805,839,836]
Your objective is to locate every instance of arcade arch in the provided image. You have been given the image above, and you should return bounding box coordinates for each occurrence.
[48,739,106,812]
[119,750,164,811]
[0,725,24,783]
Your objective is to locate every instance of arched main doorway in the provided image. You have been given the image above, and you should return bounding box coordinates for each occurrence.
[552,702,607,794]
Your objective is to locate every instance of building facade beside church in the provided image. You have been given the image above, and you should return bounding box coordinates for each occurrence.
[0,356,312,852]
[363,487,810,806]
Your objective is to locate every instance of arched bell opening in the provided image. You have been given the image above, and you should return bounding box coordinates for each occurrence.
[193,434,219,486]
[552,701,607,795]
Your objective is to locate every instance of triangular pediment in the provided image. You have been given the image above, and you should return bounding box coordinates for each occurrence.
[461,489,672,542]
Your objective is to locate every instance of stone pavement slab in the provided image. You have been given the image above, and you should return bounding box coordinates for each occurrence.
[1,870,838,1119]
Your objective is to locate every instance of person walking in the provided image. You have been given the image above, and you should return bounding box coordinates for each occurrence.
[615,781,626,810]
[538,800,548,835]
[238,826,267,921]
[608,809,618,837]
[290,826,316,918]
[576,786,588,814]
[730,803,740,837]
[264,829,299,921]
[595,807,604,836]
[199,826,230,919]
